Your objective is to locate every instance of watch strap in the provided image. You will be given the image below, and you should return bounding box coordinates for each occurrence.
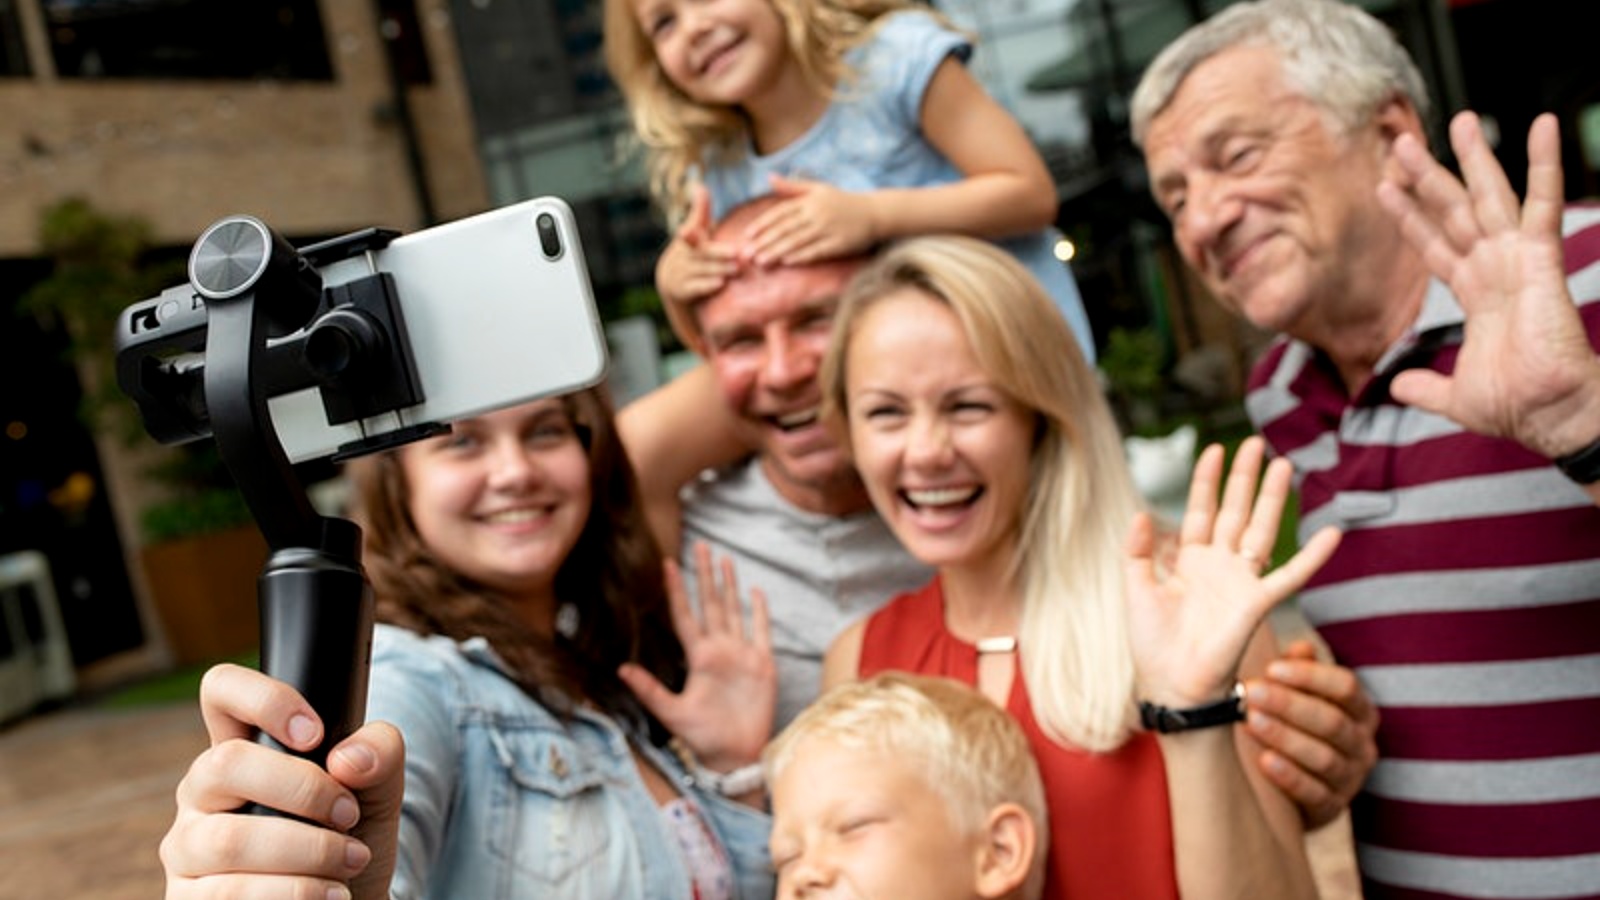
[1554,434,1600,485]
[1139,682,1247,734]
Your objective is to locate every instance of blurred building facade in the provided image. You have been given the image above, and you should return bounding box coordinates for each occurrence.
[0,0,488,690]
[0,0,1594,693]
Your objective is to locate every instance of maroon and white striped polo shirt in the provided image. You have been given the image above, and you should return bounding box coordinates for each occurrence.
[1246,207,1600,900]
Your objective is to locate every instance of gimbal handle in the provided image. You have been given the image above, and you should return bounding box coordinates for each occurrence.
[190,217,375,775]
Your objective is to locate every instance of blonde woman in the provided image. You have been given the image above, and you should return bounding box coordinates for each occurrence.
[820,235,1340,899]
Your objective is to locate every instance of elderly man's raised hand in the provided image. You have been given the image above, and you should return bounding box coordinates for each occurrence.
[1377,111,1600,463]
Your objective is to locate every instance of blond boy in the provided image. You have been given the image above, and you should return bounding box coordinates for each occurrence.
[765,673,1048,900]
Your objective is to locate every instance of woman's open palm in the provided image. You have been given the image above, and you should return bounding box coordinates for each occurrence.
[619,542,774,768]
[1124,438,1341,709]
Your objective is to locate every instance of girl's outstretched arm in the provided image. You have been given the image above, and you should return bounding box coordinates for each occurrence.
[619,543,776,808]
[744,58,1058,267]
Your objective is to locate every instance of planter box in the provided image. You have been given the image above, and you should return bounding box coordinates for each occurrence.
[141,525,268,666]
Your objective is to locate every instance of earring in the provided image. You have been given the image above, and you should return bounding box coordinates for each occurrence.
[555,602,580,638]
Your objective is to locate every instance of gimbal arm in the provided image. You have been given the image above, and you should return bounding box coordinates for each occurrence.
[189,217,374,772]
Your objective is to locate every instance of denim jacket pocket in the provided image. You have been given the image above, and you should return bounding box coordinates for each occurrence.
[483,724,617,885]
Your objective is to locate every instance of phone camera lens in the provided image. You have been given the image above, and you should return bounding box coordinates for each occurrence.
[536,213,563,260]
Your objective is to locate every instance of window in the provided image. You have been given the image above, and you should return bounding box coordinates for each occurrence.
[376,0,431,85]
[43,0,333,80]
[0,0,29,77]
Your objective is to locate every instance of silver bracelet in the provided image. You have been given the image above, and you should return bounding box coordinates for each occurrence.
[669,738,766,797]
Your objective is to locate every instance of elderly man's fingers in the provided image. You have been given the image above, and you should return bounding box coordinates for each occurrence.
[1522,112,1565,238]
[1245,704,1349,780]
[1253,747,1344,830]
[1449,111,1519,235]
[1263,655,1380,730]
[1383,131,1480,258]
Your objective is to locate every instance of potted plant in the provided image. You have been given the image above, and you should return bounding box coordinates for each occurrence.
[19,197,265,666]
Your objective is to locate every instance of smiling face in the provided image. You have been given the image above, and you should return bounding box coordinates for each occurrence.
[398,399,592,617]
[769,735,988,900]
[631,0,794,110]
[696,255,867,512]
[1142,44,1407,343]
[842,289,1034,581]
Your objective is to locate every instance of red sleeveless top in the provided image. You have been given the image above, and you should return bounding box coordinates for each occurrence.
[859,578,1180,900]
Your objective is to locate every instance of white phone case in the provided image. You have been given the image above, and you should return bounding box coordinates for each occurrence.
[268,197,609,462]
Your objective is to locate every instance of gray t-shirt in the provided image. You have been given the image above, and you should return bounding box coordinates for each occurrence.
[678,458,932,731]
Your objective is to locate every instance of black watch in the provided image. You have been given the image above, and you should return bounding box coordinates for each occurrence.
[1554,435,1600,485]
[1139,682,1247,733]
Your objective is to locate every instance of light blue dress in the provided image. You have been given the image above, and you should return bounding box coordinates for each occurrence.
[701,9,1096,363]
[367,623,773,899]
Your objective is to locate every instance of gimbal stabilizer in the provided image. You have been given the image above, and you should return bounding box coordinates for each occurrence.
[116,216,445,777]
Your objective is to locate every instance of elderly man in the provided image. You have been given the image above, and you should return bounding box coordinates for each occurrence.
[1132,1,1600,897]
[620,193,1382,824]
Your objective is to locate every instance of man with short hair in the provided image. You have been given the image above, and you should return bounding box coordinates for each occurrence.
[622,196,932,732]
[1132,1,1600,896]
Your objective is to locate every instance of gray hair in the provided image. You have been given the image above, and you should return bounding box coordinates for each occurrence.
[1130,0,1430,145]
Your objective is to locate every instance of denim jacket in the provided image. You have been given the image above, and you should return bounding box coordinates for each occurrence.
[367,624,774,899]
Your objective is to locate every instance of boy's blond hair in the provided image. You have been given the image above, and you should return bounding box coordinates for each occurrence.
[766,672,1049,897]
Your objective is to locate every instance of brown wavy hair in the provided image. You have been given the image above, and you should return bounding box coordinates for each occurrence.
[345,386,686,729]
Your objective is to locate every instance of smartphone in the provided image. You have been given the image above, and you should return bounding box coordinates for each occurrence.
[118,197,610,463]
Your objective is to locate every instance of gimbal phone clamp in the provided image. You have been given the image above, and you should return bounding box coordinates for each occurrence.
[117,216,441,776]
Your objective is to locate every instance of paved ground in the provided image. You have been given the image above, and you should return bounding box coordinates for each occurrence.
[0,700,206,899]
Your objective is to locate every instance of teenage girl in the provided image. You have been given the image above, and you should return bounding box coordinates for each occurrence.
[158,392,776,899]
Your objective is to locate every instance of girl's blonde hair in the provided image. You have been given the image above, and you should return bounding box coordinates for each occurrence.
[602,0,914,223]
[821,236,1146,751]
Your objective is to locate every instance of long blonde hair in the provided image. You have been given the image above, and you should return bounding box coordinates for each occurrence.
[821,236,1146,751]
[602,0,914,223]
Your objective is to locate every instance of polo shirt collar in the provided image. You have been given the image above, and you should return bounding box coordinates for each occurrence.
[1371,277,1463,378]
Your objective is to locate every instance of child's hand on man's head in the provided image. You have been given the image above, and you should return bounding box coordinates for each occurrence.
[657,183,740,307]
[744,174,879,267]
